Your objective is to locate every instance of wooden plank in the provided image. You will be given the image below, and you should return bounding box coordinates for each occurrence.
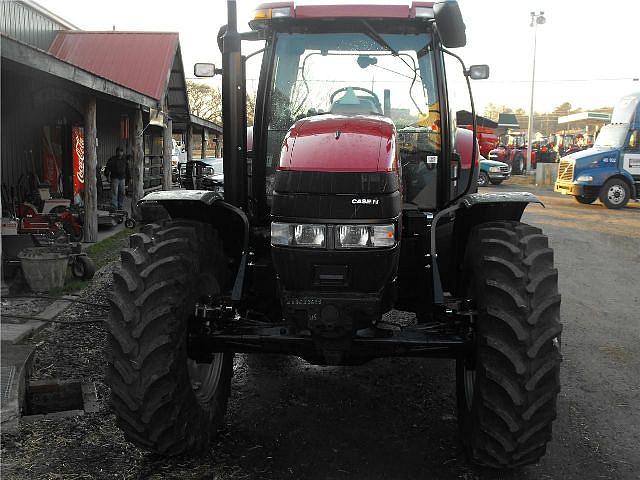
[131,109,145,219]
[162,117,173,190]
[84,97,98,243]
[186,123,193,164]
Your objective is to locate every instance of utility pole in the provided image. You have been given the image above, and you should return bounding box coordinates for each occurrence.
[526,11,546,174]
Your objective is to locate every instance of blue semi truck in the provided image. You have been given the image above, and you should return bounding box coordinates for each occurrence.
[555,92,640,208]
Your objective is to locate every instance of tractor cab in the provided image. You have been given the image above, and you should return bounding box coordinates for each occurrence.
[246,8,448,215]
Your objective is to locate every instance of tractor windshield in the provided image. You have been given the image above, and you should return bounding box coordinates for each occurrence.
[265,32,440,199]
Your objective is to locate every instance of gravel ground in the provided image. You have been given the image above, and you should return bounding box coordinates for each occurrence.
[2,190,638,479]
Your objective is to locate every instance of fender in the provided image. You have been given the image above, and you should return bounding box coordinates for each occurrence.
[431,191,543,303]
[138,190,249,301]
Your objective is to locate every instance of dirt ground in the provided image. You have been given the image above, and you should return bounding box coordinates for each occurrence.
[1,186,638,479]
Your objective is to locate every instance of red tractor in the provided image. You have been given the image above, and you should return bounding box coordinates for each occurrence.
[106,1,562,469]
[488,132,538,174]
[458,124,499,157]
[553,132,593,158]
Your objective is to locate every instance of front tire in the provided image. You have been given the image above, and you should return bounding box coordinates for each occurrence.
[457,220,562,468]
[599,178,630,209]
[513,154,525,175]
[478,171,490,187]
[106,219,233,456]
[575,195,596,205]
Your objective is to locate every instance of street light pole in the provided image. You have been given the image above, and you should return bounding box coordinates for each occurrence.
[526,11,545,174]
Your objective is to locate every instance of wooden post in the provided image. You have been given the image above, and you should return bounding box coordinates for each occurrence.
[83,97,98,243]
[201,129,206,159]
[186,123,193,163]
[131,108,145,220]
[216,134,223,157]
[162,117,172,190]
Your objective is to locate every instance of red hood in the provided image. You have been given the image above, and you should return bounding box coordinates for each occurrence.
[278,114,397,172]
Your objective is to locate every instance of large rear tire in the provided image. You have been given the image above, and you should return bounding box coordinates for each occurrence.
[457,220,562,468]
[106,219,233,456]
[513,153,525,175]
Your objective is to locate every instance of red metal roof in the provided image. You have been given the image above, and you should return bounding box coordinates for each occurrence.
[48,31,179,101]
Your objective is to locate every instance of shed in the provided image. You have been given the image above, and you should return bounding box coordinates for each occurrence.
[1,1,222,242]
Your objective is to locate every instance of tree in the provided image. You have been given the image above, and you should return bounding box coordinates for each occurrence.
[187,81,257,126]
[186,81,222,123]
[553,102,572,115]
[483,103,517,122]
[246,92,256,126]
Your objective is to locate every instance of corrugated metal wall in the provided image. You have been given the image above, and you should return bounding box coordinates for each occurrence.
[0,1,69,50]
[1,66,43,190]
[96,100,132,172]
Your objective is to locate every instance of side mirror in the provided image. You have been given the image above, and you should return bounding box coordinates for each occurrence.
[467,64,490,80]
[194,63,221,77]
[434,0,466,48]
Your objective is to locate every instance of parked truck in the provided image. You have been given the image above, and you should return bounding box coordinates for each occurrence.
[106,0,562,469]
[555,92,640,208]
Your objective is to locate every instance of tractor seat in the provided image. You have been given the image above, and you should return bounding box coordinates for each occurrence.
[330,88,382,116]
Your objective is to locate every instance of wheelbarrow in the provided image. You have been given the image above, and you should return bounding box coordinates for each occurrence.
[2,233,96,281]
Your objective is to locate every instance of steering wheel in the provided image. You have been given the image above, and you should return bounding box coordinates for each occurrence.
[329,86,381,106]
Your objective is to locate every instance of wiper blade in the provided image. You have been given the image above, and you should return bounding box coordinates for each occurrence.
[360,19,400,56]
[359,19,424,115]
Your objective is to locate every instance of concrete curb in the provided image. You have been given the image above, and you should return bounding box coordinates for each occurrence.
[1,298,73,345]
[0,297,73,433]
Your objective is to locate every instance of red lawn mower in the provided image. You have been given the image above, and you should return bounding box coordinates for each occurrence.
[12,174,84,242]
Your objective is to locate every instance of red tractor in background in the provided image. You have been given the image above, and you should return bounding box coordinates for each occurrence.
[488,132,537,174]
[552,132,593,158]
[458,124,498,157]
[106,0,562,469]
[531,136,558,164]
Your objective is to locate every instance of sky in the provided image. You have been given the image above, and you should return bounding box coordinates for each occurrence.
[38,0,640,114]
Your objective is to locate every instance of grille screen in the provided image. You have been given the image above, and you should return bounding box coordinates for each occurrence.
[557,160,574,181]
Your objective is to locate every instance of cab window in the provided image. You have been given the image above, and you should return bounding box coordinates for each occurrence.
[626,130,640,151]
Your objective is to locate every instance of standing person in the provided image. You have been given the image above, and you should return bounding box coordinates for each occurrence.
[104,146,130,210]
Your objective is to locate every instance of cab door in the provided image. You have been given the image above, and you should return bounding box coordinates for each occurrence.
[622,129,640,180]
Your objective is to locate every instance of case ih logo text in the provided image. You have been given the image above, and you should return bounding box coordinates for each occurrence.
[352,198,379,205]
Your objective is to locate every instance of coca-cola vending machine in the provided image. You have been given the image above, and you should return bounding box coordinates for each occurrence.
[72,126,85,205]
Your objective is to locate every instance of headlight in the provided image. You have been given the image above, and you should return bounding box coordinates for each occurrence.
[336,224,395,248]
[576,175,593,182]
[204,167,215,175]
[270,223,395,248]
[489,166,501,173]
[271,223,325,248]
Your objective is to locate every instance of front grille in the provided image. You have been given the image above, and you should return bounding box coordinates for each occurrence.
[557,159,574,181]
[499,166,510,173]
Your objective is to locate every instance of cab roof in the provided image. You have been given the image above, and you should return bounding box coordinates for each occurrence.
[253,1,434,21]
